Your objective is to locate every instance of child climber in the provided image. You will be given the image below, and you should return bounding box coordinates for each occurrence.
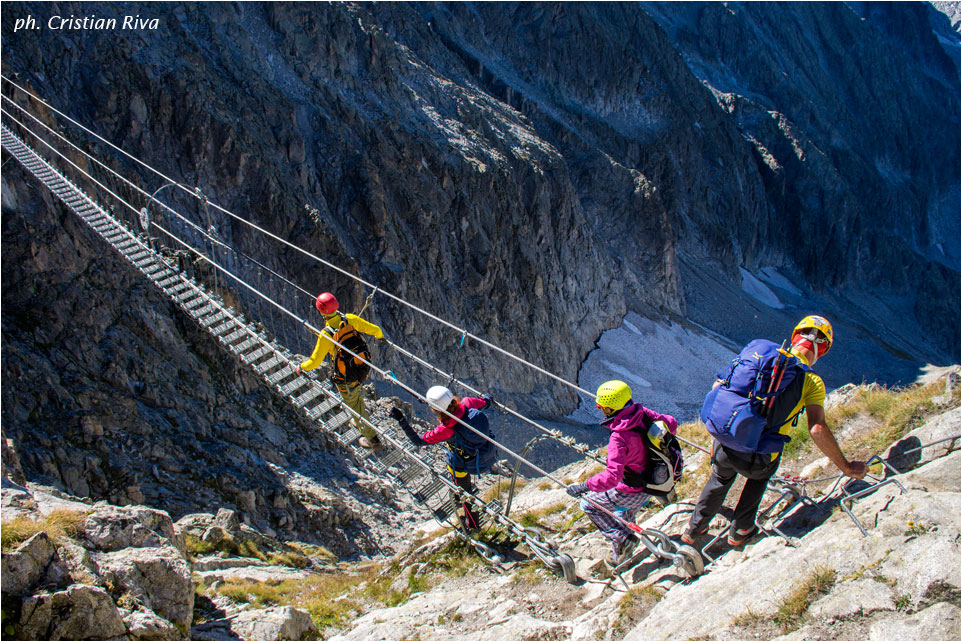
[566,380,679,568]
[391,386,497,531]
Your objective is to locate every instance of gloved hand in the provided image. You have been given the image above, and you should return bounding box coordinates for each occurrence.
[389,407,407,425]
[566,482,589,498]
[481,394,493,410]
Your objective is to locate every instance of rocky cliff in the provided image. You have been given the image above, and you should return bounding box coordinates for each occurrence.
[2,2,958,419]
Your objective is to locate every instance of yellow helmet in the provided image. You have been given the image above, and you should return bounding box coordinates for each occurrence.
[793,315,834,355]
[596,380,632,414]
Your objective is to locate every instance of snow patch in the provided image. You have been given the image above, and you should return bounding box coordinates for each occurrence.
[739,267,785,309]
[758,266,803,296]
[572,313,737,424]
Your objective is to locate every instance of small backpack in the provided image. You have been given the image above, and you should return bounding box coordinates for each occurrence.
[700,339,807,454]
[622,418,684,497]
[327,312,371,384]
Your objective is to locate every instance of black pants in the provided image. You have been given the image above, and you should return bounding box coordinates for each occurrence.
[688,441,781,534]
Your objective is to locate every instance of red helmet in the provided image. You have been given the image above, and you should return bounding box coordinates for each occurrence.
[315,292,339,315]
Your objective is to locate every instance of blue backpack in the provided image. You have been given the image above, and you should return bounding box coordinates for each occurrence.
[700,339,808,454]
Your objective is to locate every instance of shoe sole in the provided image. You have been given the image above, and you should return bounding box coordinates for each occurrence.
[727,529,757,546]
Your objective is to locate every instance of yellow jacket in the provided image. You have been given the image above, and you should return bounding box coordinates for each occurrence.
[300,313,383,371]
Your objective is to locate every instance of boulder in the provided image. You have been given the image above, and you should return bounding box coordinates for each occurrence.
[84,505,183,554]
[93,545,194,632]
[213,508,241,533]
[226,606,318,641]
[18,583,126,640]
[124,608,184,641]
[1,531,68,596]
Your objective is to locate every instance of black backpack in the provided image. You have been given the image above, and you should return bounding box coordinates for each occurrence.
[326,312,371,384]
[621,417,684,498]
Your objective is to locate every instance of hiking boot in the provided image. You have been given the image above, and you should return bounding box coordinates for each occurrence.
[681,526,709,546]
[358,436,382,450]
[607,534,639,568]
[727,525,758,547]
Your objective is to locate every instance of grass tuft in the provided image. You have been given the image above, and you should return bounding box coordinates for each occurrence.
[772,566,836,632]
[613,586,663,636]
[1,509,89,550]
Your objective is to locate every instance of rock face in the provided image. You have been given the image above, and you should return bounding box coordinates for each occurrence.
[0,3,956,423]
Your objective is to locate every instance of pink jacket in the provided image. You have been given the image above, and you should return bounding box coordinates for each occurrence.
[421,397,487,444]
[586,403,678,494]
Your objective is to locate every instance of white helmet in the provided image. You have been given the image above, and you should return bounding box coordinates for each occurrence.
[426,385,454,412]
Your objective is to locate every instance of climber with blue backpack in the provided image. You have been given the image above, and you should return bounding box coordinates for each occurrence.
[390,386,497,531]
[683,316,868,547]
[566,380,682,568]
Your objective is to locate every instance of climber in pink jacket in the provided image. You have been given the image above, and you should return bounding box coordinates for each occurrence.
[566,380,678,568]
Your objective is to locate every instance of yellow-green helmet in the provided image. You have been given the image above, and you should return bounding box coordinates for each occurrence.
[793,315,834,356]
[596,380,632,414]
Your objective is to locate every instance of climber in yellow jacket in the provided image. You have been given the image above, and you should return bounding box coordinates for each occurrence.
[294,292,385,449]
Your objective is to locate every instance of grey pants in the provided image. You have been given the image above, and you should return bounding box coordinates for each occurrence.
[688,441,781,533]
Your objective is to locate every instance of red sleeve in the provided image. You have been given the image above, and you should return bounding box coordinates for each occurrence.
[421,424,455,444]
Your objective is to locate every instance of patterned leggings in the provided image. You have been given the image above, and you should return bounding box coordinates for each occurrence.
[580,488,650,544]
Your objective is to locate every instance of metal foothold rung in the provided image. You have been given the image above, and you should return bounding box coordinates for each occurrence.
[398,464,426,485]
[241,345,274,365]
[175,289,199,303]
[255,355,285,374]
[278,378,309,397]
[190,303,218,319]
[221,328,248,345]
[378,449,406,468]
[414,478,446,501]
[433,503,456,522]
[306,398,339,420]
[291,385,325,407]
[209,320,237,337]
[184,295,209,311]
[230,337,259,355]
[339,428,362,444]
[325,410,353,431]
[267,367,294,385]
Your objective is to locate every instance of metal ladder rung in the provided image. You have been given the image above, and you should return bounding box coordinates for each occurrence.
[166,282,191,297]
[414,478,446,502]
[254,355,285,374]
[199,309,229,326]
[339,427,362,444]
[398,464,427,485]
[378,449,406,468]
[291,385,325,407]
[325,410,353,431]
[174,289,199,303]
[115,239,139,252]
[278,378,309,397]
[209,320,238,337]
[104,231,128,244]
[307,397,341,419]
[152,272,178,286]
[230,337,259,355]
[189,301,217,319]
[241,344,274,365]
[128,250,152,264]
[267,366,294,385]
[183,295,209,311]
[221,328,249,345]
[433,503,456,522]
